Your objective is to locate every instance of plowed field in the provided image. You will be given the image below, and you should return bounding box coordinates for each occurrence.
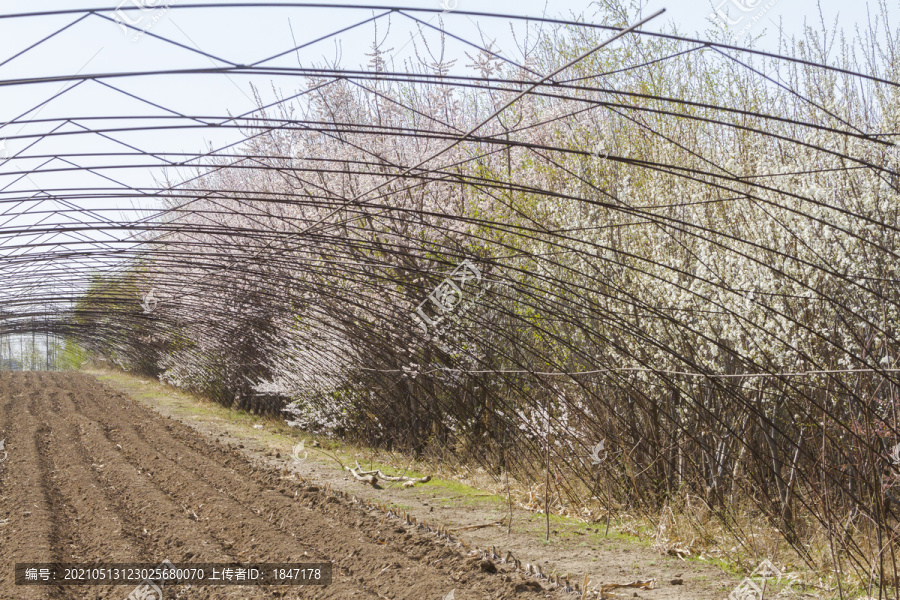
[0,372,562,599]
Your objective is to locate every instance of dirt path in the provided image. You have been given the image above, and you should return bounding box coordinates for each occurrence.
[0,372,566,599]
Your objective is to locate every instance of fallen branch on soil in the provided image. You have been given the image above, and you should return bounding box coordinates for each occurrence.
[352,461,431,486]
[346,463,377,485]
[377,471,431,484]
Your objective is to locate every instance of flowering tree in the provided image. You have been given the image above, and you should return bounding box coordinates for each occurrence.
[66,1,900,588]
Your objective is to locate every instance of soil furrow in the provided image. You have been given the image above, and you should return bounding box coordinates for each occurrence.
[43,387,172,599]
[0,375,61,599]
[52,377,263,599]
[1,373,563,600]
[71,376,424,599]
[88,374,556,599]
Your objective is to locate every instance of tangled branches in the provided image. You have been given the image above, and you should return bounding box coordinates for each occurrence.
[2,1,900,589]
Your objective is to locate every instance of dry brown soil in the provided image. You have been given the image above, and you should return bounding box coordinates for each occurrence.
[0,372,579,599]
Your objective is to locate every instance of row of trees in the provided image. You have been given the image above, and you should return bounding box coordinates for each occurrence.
[71,1,900,590]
